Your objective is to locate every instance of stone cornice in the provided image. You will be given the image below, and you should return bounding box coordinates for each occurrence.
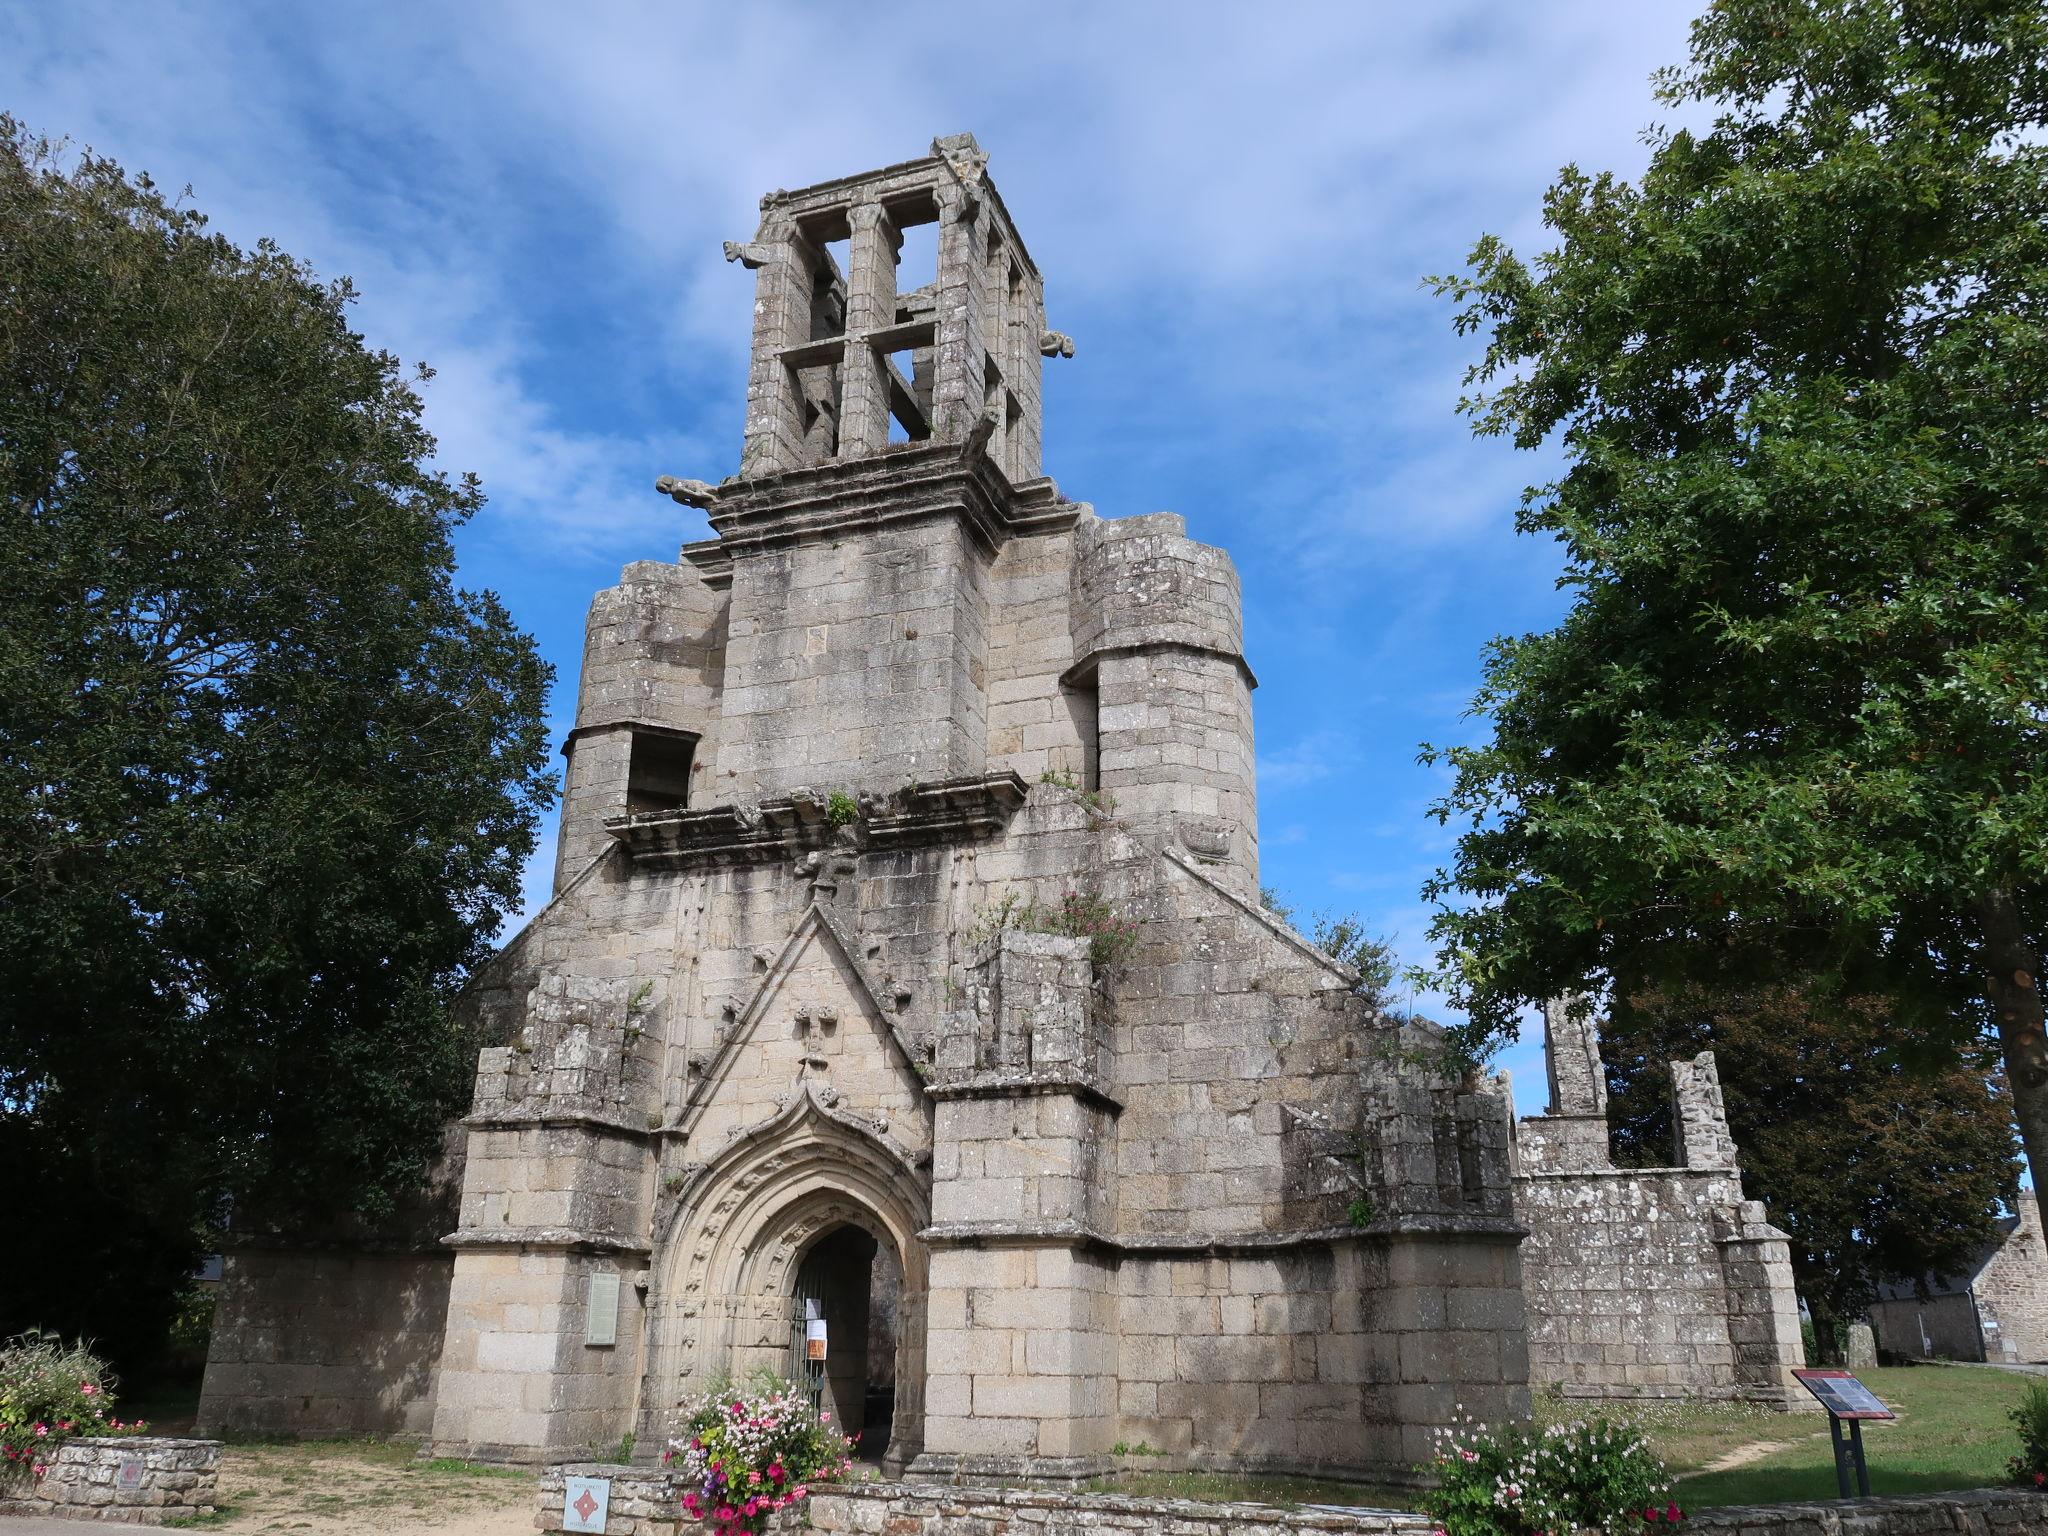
[677,447,1080,574]
[463,1107,653,1141]
[925,1069,1123,1115]
[921,1214,1524,1256]
[606,771,1027,869]
[442,1226,652,1257]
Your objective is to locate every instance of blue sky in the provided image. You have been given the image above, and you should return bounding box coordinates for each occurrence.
[4,1,1706,1102]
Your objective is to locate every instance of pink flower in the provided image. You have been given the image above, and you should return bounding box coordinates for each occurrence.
[34,1425,48,1438]
[767,1462,785,1482]
[79,1383,96,1397]
[1667,1504,1684,1522]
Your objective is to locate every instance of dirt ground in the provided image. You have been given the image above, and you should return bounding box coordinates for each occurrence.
[200,1442,533,1536]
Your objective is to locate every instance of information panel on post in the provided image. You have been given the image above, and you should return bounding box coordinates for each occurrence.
[1793,1368,1892,1498]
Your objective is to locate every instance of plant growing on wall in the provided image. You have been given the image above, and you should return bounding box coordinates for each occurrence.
[0,1332,145,1483]
[665,1380,854,1536]
[976,890,1141,969]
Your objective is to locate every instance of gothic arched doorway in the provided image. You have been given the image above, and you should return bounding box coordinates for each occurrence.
[642,1090,928,1474]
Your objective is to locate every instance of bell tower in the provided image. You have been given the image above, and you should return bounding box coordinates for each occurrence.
[717,132,1061,484]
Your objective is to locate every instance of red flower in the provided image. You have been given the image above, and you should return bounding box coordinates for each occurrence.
[1666,1504,1683,1522]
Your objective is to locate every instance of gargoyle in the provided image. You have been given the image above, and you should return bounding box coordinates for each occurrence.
[1040,330,1076,359]
[655,475,719,509]
[722,240,774,269]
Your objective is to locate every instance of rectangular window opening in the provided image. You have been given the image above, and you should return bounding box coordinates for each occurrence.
[810,239,849,340]
[884,349,930,443]
[894,220,938,296]
[627,729,695,815]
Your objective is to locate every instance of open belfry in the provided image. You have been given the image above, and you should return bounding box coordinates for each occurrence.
[201,136,1804,1483]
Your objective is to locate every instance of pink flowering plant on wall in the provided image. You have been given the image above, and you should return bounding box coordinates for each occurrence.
[0,1332,146,1484]
[665,1379,854,1536]
[1420,1409,1679,1536]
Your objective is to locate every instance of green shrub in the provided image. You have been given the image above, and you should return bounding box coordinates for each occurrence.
[825,791,858,827]
[1420,1411,1677,1536]
[977,890,1140,969]
[0,1331,146,1482]
[2007,1379,2048,1486]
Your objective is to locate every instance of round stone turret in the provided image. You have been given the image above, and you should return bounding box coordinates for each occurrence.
[1069,512,1257,891]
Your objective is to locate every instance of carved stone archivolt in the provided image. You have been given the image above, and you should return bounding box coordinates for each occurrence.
[639,1085,930,1466]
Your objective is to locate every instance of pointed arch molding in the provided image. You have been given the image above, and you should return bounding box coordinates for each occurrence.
[643,1081,932,1409]
[672,901,929,1144]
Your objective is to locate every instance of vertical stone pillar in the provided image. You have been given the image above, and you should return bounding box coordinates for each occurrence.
[1008,267,1046,481]
[1671,1051,1740,1171]
[1716,1199,1810,1407]
[1516,996,1613,1172]
[918,931,1120,1480]
[931,188,990,442]
[837,202,898,459]
[739,223,811,477]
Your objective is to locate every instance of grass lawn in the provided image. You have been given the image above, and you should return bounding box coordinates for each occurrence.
[1092,1366,2027,1512]
[1671,1366,2027,1506]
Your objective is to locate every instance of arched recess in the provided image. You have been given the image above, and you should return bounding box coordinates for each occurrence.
[637,1086,929,1472]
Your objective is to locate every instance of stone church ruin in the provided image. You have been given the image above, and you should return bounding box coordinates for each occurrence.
[197,136,1806,1481]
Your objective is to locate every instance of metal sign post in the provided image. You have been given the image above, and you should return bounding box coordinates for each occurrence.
[1792,1368,1894,1498]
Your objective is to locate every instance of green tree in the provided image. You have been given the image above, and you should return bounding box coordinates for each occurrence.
[1419,0,2048,1229]
[1601,977,2020,1354]
[0,119,554,1363]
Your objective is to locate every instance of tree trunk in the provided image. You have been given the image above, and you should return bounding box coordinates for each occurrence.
[1978,889,2048,1239]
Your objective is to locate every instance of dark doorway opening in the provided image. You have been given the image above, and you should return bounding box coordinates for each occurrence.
[792,1224,902,1466]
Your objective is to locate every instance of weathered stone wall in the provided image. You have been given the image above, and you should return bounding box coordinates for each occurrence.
[1515,1019,1805,1406]
[0,1437,218,1525]
[199,1127,464,1438]
[1868,1291,1988,1362]
[535,1473,2048,1536]
[1976,1204,2048,1363]
[712,512,990,800]
[197,1249,452,1437]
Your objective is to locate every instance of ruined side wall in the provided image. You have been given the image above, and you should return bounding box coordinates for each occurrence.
[1974,1205,2048,1363]
[1518,1167,1767,1401]
[197,1250,452,1437]
[198,1130,466,1440]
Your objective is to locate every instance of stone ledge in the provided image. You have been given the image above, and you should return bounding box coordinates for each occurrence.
[442,1225,652,1256]
[925,1067,1124,1113]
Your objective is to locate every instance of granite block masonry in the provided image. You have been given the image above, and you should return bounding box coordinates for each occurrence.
[198,133,1805,1478]
[1513,999,1808,1407]
[0,1437,220,1525]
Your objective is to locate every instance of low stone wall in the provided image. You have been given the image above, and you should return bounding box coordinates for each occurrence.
[0,1436,220,1525]
[1689,1489,2048,1536]
[537,1469,2048,1536]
